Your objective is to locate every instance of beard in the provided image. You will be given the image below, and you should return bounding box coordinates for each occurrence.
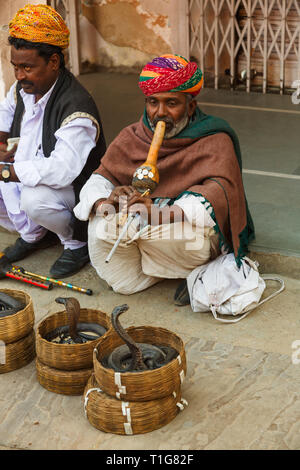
[148,112,190,139]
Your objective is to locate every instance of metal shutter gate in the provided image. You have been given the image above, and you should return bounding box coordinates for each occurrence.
[189,0,300,94]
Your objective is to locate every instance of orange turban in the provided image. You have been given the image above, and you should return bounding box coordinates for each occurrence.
[9,4,70,49]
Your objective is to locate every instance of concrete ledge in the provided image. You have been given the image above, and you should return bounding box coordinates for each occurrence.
[249,250,300,279]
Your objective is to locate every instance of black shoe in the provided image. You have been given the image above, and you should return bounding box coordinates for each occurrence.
[49,245,89,279]
[174,279,190,306]
[4,231,59,263]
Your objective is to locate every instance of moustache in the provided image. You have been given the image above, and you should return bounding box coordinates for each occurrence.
[19,81,34,87]
[152,116,174,130]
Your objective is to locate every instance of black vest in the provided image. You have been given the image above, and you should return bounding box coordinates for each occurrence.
[9,68,106,242]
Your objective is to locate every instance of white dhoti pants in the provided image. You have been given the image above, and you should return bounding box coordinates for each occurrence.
[88,214,220,295]
[0,182,85,249]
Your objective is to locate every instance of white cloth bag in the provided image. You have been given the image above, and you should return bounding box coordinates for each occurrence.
[187,253,285,323]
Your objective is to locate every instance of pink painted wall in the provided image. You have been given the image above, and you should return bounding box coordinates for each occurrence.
[79,0,173,70]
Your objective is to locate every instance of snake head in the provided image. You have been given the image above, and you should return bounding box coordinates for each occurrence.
[55,297,68,306]
[55,296,81,310]
[111,304,129,322]
[111,304,130,338]
[109,304,147,371]
[111,304,129,317]
[55,297,82,343]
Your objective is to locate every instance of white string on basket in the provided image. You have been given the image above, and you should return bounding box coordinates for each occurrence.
[84,387,103,417]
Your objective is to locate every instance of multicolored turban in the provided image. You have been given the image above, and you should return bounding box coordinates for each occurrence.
[9,4,70,49]
[139,54,203,97]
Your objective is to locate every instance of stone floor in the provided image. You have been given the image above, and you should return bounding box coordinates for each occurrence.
[0,229,300,450]
[0,73,300,450]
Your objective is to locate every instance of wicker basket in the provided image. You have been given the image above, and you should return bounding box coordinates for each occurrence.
[84,374,188,435]
[93,325,187,402]
[0,289,34,344]
[36,358,93,395]
[36,308,111,371]
[0,329,35,374]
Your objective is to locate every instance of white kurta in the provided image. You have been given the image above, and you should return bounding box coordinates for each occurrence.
[74,174,220,294]
[0,81,97,247]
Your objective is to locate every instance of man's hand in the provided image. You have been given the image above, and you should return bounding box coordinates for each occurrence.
[91,185,185,226]
[0,144,18,163]
[92,186,137,216]
[106,186,136,209]
[127,191,153,223]
[91,186,153,220]
[91,198,107,216]
[0,131,8,147]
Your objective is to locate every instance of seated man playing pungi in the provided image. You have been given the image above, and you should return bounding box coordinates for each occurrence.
[74,54,254,302]
[0,4,106,278]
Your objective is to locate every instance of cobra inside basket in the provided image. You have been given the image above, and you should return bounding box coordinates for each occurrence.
[36,308,111,371]
[0,289,34,344]
[94,325,187,402]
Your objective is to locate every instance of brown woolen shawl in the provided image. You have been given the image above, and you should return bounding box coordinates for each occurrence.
[95,116,251,263]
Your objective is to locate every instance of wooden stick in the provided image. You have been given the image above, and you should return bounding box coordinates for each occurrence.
[105,189,150,264]
[145,121,166,166]
[118,189,150,227]
[105,214,136,264]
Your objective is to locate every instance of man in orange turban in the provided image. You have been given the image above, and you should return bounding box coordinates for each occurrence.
[0,4,107,279]
[8,4,70,49]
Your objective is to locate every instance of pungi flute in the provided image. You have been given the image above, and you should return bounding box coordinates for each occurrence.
[0,252,92,295]
[5,271,53,290]
[12,267,93,296]
[0,254,52,289]
[105,120,166,264]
